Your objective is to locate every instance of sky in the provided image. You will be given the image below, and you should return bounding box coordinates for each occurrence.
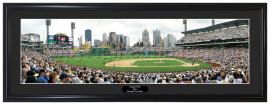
[21,19,236,46]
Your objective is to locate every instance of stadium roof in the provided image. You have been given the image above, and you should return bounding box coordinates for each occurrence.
[181,20,249,35]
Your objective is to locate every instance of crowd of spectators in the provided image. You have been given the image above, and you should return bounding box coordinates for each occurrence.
[133,47,178,52]
[179,26,248,43]
[168,47,249,68]
[45,50,78,56]
[21,47,249,84]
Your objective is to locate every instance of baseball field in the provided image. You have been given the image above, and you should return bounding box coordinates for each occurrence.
[53,55,213,72]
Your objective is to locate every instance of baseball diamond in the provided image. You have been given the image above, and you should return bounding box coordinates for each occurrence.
[53,55,213,72]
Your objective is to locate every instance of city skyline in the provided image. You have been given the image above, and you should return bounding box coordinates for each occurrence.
[21,19,236,46]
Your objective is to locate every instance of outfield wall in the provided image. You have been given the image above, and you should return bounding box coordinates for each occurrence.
[91,48,110,55]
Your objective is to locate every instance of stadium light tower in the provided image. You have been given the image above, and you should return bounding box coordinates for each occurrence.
[183,19,187,35]
[71,22,75,48]
[212,19,215,26]
[46,19,51,44]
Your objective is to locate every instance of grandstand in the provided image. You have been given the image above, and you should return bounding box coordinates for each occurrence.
[175,20,249,64]
[178,20,248,44]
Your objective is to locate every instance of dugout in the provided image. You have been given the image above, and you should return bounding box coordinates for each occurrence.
[91,48,110,56]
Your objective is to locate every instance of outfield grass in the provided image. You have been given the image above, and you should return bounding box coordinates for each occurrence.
[53,55,212,72]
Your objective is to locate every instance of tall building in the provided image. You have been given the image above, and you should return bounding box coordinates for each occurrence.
[102,33,108,41]
[163,34,176,47]
[94,39,100,47]
[109,32,117,42]
[124,36,127,47]
[153,29,161,47]
[115,34,124,44]
[110,41,120,50]
[120,43,124,49]
[142,28,150,47]
[85,29,92,45]
[123,36,130,48]
[115,35,121,42]
[79,36,83,47]
[119,34,124,43]
[163,37,168,47]
[125,36,130,47]
[167,34,176,47]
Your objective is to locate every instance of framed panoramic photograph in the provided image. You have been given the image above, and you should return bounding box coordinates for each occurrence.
[3,3,267,102]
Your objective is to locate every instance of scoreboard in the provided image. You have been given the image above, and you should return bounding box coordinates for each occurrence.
[54,34,69,45]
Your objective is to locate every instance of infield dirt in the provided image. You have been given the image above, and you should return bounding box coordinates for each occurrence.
[105,58,200,67]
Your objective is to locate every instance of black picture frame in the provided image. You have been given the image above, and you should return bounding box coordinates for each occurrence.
[3,3,267,102]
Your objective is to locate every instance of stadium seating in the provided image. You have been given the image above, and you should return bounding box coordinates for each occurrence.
[179,26,248,44]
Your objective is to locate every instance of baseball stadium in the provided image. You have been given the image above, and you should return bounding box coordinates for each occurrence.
[21,19,249,84]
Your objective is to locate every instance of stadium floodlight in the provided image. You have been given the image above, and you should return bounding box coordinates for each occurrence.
[183,19,187,35]
[45,19,51,44]
[212,19,215,26]
[46,19,51,25]
[71,22,75,48]
[71,22,75,29]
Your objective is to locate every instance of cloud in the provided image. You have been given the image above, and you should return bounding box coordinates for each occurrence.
[21,19,236,46]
